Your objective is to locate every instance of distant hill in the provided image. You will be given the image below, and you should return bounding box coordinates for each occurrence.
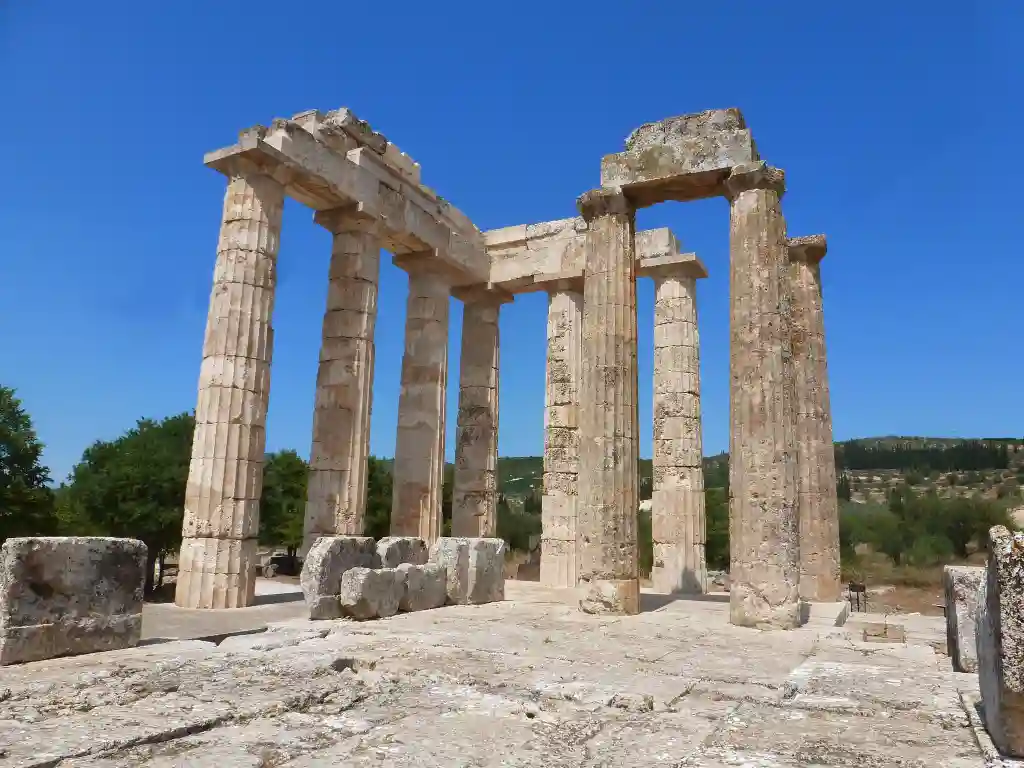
[371,436,1023,500]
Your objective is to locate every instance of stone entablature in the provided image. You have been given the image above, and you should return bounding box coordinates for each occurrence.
[204,108,489,287]
[484,222,705,294]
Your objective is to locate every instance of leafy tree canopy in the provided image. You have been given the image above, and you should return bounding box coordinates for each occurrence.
[0,386,56,542]
[64,412,193,591]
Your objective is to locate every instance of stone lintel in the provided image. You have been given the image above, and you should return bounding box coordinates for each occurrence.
[600,108,758,207]
[204,114,487,286]
[485,224,686,294]
[787,234,827,264]
[637,252,708,280]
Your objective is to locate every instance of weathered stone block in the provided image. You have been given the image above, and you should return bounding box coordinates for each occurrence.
[299,536,378,620]
[600,109,758,204]
[397,562,448,612]
[376,536,429,569]
[338,567,404,619]
[0,537,147,665]
[944,564,984,673]
[977,526,1024,757]
[428,537,506,605]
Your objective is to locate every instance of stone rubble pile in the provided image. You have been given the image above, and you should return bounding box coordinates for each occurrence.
[300,536,506,620]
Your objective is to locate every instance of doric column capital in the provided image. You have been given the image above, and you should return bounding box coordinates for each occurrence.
[577,187,632,222]
[451,284,515,305]
[313,206,380,235]
[787,234,827,264]
[639,253,709,281]
[724,161,786,199]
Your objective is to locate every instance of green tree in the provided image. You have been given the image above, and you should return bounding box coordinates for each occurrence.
[0,386,56,542]
[65,413,193,593]
[705,486,730,569]
[363,456,393,539]
[836,472,852,501]
[259,450,308,558]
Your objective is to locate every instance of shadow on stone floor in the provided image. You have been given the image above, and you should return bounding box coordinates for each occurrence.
[252,591,304,606]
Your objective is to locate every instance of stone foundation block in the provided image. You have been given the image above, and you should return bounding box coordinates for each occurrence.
[0,537,147,665]
[977,525,1024,757]
[397,562,447,612]
[944,564,984,673]
[377,536,428,568]
[428,537,506,605]
[338,567,404,620]
[299,536,378,620]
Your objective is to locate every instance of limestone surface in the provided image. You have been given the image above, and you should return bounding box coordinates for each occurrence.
[0,537,146,665]
[302,208,380,551]
[338,567,404,620]
[391,268,449,543]
[541,288,583,589]
[299,536,378,620]
[600,108,758,205]
[945,564,985,673]
[724,161,801,629]
[429,537,506,605]
[397,562,448,612]
[978,525,1024,757]
[376,536,428,569]
[177,172,284,610]
[789,234,841,602]
[451,294,503,537]
[0,583,992,767]
[576,188,640,615]
[648,254,708,595]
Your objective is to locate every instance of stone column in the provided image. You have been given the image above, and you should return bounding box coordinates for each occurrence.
[176,171,284,609]
[451,291,506,537]
[301,209,380,552]
[576,189,639,615]
[724,161,801,629]
[650,260,708,594]
[788,235,840,602]
[541,286,583,588]
[391,267,450,543]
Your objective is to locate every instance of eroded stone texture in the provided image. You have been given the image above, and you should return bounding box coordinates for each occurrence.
[299,536,378,620]
[789,234,841,602]
[576,189,639,615]
[600,109,758,205]
[0,537,146,665]
[977,525,1024,756]
[649,259,708,594]
[945,565,984,673]
[177,172,284,609]
[541,288,583,589]
[302,208,380,552]
[376,536,428,569]
[338,567,405,619]
[429,537,506,605]
[397,562,448,612]
[391,269,450,544]
[451,294,503,537]
[725,162,801,629]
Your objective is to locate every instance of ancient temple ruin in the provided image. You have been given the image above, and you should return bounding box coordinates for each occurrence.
[176,107,841,627]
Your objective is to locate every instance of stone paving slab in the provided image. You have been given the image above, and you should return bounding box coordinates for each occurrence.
[0,582,998,766]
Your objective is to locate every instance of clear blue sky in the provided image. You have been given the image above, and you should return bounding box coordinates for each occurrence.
[1,1,1020,484]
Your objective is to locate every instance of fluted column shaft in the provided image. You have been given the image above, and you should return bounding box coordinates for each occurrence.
[576,189,639,615]
[451,296,503,537]
[176,171,284,609]
[391,269,450,543]
[789,235,840,602]
[541,288,583,588]
[302,209,380,551]
[652,269,707,594]
[725,161,801,629]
